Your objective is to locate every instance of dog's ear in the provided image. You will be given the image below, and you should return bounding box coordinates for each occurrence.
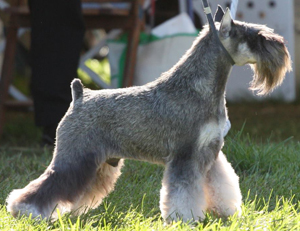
[214,5,224,22]
[219,8,232,38]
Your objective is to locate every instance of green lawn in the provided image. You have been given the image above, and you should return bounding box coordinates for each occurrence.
[0,104,300,230]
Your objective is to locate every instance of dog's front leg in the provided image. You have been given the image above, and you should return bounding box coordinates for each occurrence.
[159,145,211,223]
[204,151,242,217]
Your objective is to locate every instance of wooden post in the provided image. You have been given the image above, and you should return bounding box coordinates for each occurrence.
[122,0,144,87]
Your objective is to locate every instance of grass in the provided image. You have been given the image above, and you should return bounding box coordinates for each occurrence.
[227,102,300,142]
[1,103,300,230]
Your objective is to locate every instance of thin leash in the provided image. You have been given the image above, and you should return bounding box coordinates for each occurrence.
[201,0,235,66]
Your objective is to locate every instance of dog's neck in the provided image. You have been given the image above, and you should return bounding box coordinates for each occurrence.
[156,30,233,99]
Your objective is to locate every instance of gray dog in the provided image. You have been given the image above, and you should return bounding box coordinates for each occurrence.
[7,8,291,223]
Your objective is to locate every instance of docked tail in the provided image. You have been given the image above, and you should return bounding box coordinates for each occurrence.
[71,79,83,101]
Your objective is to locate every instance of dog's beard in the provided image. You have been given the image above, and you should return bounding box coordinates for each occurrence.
[249,34,292,95]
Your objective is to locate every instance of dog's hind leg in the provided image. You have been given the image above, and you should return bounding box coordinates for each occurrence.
[204,151,242,217]
[71,159,124,214]
[6,152,101,219]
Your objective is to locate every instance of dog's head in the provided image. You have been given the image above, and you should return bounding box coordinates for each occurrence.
[216,8,292,95]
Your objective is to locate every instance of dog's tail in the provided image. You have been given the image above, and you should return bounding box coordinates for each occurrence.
[71,79,83,101]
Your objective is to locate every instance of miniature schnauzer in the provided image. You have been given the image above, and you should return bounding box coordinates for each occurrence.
[7,7,291,223]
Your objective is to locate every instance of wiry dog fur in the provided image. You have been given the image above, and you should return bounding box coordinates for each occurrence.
[7,8,291,223]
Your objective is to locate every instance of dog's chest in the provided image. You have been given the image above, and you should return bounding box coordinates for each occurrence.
[196,101,227,148]
[197,121,224,148]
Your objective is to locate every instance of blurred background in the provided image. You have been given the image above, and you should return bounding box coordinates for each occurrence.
[0,0,299,146]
